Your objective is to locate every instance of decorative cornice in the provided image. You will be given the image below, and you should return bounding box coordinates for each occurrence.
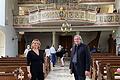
[15,26,118,32]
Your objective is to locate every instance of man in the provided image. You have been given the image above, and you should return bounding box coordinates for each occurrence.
[50,45,56,67]
[69,35,91,80]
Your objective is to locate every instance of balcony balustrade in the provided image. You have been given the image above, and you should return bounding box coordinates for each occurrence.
[19,3,98,13]
[96,13,120,24]
[14,15,29,25]
[13,11,120,26]
[29,10,96,23]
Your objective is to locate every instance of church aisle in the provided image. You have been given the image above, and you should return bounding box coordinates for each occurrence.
[45,62,91,80]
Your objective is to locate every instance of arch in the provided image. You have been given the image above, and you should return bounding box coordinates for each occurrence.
[0,30,5,57]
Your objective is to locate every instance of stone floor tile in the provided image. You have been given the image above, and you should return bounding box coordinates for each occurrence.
[45,62,91,80]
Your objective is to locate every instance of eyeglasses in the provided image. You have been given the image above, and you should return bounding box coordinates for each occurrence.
[74,38,81,40]
[32,42,40,45]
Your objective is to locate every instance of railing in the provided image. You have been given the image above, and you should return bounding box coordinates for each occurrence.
[20,3,97,12]
[13,13,120,26]
[27,3,96,12]
[14,15,29,25]
[96,13,120,24]
[29,10,96,23]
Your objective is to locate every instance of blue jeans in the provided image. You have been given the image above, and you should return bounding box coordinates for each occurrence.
[51,54,56,66]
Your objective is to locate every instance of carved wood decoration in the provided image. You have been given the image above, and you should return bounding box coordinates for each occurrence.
[59,36,72,57]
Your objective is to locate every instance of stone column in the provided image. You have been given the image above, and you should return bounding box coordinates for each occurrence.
[76,31,80,35]
[52,31,56,47]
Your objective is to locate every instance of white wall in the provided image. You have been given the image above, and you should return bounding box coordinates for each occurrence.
[115,0,120,13]
[4,0,18,56]
[98,31,112,52]
[0,0,5,26]
[80,31,97,44]
[0,30,5,57]
[25,32,52,50]
[0,0,18,57]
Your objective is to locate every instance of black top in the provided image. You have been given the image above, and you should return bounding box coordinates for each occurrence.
[27,50,44,74]
[56,48,66,58]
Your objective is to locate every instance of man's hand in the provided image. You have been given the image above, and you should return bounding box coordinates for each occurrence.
[70,69,72,75]
[28,73,32,79]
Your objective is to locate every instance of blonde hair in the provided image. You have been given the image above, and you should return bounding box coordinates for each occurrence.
[31,39,41,49]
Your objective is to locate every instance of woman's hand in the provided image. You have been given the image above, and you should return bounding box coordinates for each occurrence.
[28,73,32,79]
[85,71,91,77]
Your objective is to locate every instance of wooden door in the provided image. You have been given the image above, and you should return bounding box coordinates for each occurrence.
[59,35,72,57]
[18,34,25,56]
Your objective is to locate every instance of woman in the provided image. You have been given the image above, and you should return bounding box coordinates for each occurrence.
[50,45,56,67]
[27,39,45,80]
[57,45,65,67]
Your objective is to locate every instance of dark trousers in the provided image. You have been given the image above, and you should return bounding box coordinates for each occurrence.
[73,63,86,80]
[74,73,85,80]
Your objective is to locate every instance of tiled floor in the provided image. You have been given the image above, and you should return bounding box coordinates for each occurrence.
[45,62,91,80]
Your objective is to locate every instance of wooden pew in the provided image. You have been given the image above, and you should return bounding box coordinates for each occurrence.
[0,66,27,80]
[44,56,51,77]
[91,53,115,57]
[0,73,16,80]
[0,57,27,80]
[0,57,26,61]
[0,56,51,79]
[93,59,120,80]
[98,60,120,79]
[91,56,120,80]
[106,63,120,80]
